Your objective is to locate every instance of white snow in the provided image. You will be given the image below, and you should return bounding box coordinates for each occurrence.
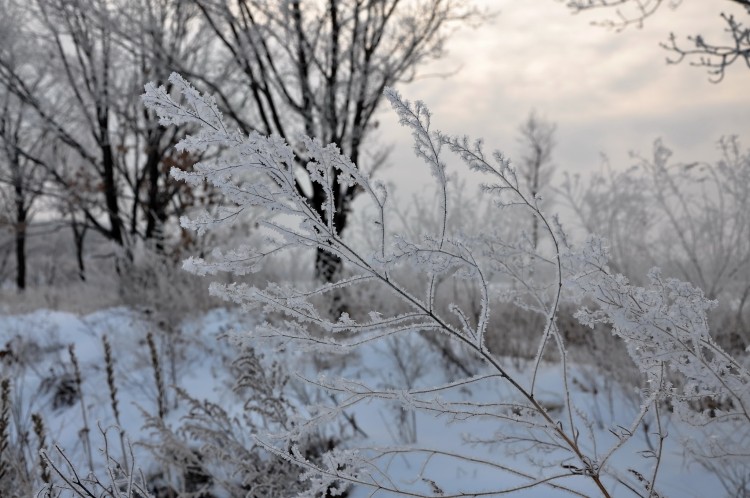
[0,307,726,497]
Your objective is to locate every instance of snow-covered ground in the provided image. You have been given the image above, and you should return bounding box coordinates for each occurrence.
[0,307,725,497]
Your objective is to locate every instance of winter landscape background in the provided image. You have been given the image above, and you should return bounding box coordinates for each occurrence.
[1,1,749,497]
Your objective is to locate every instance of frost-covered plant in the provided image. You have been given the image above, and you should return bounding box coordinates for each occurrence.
[40,425,152,498]
[141,346,332,497]
[561,138,750,352]
[144,73,750,498]
[0,340,60,497]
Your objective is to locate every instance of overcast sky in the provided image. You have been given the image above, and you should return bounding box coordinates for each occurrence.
[375,1,750,196]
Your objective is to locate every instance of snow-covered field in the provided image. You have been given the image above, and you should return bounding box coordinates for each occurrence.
[0,307,727,497]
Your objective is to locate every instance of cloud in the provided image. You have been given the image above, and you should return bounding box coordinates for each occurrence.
[377,0,749,194]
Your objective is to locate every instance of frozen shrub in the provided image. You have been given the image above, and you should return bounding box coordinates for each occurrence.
[144,74,750,497]
[562,137,750,354]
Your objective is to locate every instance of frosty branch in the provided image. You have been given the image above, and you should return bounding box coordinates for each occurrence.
[143,73,750,498]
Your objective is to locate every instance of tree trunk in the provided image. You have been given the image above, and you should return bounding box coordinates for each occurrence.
[310,169,360,283]
[71,218,87,282]
[144,145,166,253]
[13,171,26,291]
[314,249,341,282]
[312,181,342,282]
[14,216,25,291]
[531,148,541,250]
[101,141,123,246]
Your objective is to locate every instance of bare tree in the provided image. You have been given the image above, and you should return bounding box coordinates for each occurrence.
[558,158,656,280]
[661,7,750,82]
[0,0,480,282]
[0,0,130,254]
[0,3,50,291]
[564,0,750,81]
[103,0,216,249]
[0,93,49,291]
[0,0,216,279]
[517,111,556,250]
[185,0,481,281]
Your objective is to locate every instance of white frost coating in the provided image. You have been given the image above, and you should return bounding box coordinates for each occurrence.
[143,77,749,497]
[566,236,750,424]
